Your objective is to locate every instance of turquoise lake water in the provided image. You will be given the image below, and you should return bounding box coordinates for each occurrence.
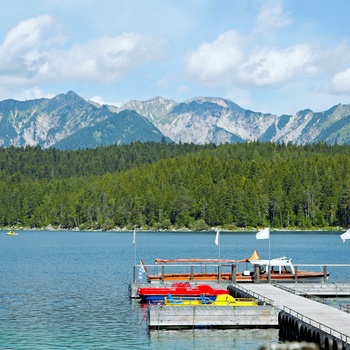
[0,230,349,349]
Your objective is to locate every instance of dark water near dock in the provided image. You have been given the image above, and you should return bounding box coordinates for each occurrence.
[0,230,348,349]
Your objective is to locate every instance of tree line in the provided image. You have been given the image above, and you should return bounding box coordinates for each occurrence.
[1,141,350,231]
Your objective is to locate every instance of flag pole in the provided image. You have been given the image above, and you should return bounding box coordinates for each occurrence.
[214,227,221,281]
[133,227,137,268]
[218,228,221,264]
[268,227,271,283]
[256,227,271,282]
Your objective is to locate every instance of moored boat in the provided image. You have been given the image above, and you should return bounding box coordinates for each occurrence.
[145,250,329,283]
[137,282,229,302]
[164,293,258,307]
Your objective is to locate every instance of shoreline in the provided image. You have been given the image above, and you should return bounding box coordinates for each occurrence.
[2,226,345,233]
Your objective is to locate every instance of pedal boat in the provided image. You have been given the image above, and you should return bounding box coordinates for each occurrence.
[137,282,229,302]
[164,294,258,307]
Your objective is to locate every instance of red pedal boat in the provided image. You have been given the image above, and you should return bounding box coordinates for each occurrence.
[137,282,229,302]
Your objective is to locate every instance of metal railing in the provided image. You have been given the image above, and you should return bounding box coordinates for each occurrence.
[233,284,275,306]
[283,306,350,345]
[133,263,239,284]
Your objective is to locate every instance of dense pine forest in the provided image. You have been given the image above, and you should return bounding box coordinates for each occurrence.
[1,141,350,231]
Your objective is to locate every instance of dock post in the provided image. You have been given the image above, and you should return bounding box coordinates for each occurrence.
[294,265,298,282]
[231,264,236,284]
[323,265,327,283]
[190,266,194,281]
[161,266,165,283]
[254,265,260,283]
[218,265,221,282]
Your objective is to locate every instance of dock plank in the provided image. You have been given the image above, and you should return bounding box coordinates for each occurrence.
[148,305,279,329]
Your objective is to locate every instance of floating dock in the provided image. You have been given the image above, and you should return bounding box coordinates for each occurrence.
[145,283,350,349]
[148,305,279,330]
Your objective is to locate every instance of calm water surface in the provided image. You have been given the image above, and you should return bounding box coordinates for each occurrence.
[0,230,348,349]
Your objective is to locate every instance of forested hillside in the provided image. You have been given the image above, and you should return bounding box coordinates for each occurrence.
[1,141,350,231]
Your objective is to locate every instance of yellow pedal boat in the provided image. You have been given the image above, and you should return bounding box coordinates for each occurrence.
[164,294,258,307]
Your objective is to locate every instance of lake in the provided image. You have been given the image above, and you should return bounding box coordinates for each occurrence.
[0,230,349,349]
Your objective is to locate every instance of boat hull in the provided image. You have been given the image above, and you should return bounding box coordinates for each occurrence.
[146,272,328,283]
[137,282,229,302]
[141,294,218,303]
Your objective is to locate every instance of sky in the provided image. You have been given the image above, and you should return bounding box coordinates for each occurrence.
[1,0,350,115]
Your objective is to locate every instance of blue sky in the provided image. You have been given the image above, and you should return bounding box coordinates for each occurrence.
[1,0,350,115]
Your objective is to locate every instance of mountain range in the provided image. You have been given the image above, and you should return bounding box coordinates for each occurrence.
[0,90,350,150]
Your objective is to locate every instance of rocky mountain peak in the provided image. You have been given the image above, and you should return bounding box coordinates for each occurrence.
[1,91,350,149]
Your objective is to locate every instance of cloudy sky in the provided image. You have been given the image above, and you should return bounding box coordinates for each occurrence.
[1,0,350,115]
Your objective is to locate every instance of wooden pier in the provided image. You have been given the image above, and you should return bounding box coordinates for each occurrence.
[232,284,350,349]
[234,283,350,335]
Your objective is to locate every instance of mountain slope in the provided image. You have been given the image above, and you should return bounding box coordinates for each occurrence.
[54,108,170,150]
[116,96,350,145]
[0,91,170,149]
[1,91,350,149]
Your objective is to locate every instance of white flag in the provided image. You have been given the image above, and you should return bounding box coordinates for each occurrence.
[340,228,350,243]
[256,227,270,240]
[215,228,219,245]
[132,228,136,245]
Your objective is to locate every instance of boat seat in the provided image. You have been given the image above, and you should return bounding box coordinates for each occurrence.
[200,294,211,304]
[167,294,183,304]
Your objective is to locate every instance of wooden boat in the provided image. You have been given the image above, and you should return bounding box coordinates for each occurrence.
[164,294,258,307]
[137,282,229,302]
[6,230,18,236]
[146,250,329,283]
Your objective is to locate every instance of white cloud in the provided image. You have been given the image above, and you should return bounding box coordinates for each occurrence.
[0,15,167,86]
[254,1,292,34]
[185,30,244,86]
[186,30,319,87]
[331,69,350,94]
[46,33,166,82]
[0,15,58,74]
[185,25,350,90]
[239,44,316,86]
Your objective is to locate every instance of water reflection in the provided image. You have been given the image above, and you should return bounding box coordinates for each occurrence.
[149,329,281,350]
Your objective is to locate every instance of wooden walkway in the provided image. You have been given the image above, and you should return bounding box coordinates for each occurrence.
[235,284,350,339]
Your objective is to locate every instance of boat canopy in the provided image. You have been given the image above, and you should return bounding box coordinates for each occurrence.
[249,257,295,274]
